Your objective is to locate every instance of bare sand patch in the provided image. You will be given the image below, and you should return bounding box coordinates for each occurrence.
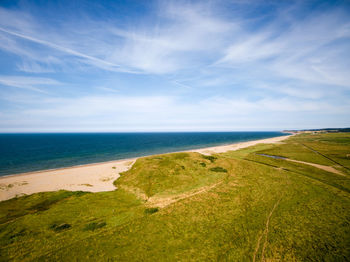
[0,159,136,201]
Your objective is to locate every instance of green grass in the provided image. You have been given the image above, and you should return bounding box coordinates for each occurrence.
[83,221,107,231]
[0,133,349,261]
[114,152,228,198]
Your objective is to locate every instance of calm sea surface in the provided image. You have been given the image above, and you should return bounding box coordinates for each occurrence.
[0,132,286,176]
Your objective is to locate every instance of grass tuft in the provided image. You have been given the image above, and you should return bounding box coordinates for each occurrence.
[50,223,71,232]
[83,222,107,231]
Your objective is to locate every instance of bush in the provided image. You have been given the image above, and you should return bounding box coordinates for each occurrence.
[209,167,227,173]
[202,155,217,162]
[199,162,206,167]
[144,207,159,214]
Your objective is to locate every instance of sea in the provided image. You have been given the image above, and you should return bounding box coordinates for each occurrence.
[0,132,287,176]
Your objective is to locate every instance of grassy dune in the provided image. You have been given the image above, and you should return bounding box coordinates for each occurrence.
[0,133,349,261]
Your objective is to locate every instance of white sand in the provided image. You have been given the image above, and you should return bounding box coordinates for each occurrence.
[0,159,136,201]
[0,135,290,201]
[189,135,290,155]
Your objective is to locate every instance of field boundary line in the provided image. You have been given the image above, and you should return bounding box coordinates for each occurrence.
[300,143,350,172]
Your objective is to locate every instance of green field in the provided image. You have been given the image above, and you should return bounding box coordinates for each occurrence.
[1,133,349,261]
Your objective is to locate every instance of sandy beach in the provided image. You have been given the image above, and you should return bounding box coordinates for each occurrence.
[0,134,290,201]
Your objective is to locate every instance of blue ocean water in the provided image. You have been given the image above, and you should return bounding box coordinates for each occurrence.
[0,132,286,176]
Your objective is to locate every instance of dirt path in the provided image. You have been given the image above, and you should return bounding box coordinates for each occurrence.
[147,181,224,208]
[256,153,345,176]
[119,181,224,208]
[286,159,345,176]
[253,198,281,262]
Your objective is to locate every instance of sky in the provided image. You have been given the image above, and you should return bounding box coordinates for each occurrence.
[0,0,349,132]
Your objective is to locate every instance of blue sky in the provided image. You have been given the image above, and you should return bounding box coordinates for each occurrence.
[0,0,349,132]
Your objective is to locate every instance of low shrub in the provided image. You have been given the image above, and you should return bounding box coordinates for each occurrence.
[209,167,227,173]
[202,155,217,163]
[144,207,159,214]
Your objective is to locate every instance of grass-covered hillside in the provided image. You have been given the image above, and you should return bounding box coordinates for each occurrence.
[1,133,349,261]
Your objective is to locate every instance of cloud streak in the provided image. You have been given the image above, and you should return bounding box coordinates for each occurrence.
[0,26,130,72]
[0,75,60,93]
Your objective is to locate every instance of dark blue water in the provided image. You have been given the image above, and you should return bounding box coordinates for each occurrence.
[0,132,286,176]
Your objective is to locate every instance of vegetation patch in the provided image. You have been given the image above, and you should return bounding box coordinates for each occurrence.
[115,152,225,198]
[209,167,228,173]
[83,221,106,231]
[202,155,217,162]
[199,162,206,167]
[80,183,93,187]
[9,229,27,240]
[0,182,28,191]
[144,207,159,214]
[100,177,112,182]
[50,223,71,232]
[0,190,87,224]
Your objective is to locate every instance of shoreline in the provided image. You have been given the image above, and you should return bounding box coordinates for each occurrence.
[0,157,139,179]
[0,134,291,201]
[0,134,290,178]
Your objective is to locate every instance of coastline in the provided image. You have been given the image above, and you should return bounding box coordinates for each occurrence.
[0,134,291,201]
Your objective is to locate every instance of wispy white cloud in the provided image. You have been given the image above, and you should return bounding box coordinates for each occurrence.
[0,26,127,72]
[215,8,350,90]
[0,75,60,93]
[107,2,235,73]
[16,60,57,73]
[0,2,236,74]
